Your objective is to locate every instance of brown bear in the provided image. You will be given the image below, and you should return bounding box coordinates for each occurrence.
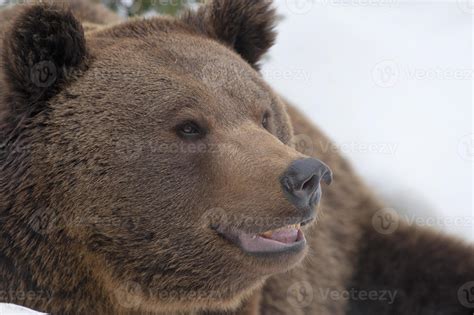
[0,1,473,314]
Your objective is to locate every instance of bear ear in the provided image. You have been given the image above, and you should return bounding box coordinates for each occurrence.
[2,4,87,112]
[181,0,277,69]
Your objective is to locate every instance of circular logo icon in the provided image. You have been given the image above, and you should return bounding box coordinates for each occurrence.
[372,208,400,235]
[29,211,60,235]
[457,0,474,14]
[287,281,314,308]
[114,281,144,309]
[290,134,314,156]
[199,207,228,229]
[372,60,400,88]
[458,134,474,162]
[30,61,57,88]
[115,138,143,162]
[458,281,474,308]
[286,0,314,15]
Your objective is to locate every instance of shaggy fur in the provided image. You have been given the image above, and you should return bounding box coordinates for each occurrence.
[0,1,473,315]
[181,0,277,69]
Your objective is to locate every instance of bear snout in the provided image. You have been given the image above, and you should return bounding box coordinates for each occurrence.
[280,158,333,211]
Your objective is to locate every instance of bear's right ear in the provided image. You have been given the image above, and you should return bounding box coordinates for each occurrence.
[2,4,87,118]
[181,0,277,69]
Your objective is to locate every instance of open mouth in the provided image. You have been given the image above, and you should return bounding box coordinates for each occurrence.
[214,218,313,256]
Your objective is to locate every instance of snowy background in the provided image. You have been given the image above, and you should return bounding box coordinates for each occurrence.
[0,0,471,243]
[264,0,473,242]
[0,0,472,314]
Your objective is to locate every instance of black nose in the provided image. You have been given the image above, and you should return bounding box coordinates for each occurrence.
[280,158,333,210]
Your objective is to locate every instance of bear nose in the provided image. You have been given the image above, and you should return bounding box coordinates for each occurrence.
[280,158,333,210]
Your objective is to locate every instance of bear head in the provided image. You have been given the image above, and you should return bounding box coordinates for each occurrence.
[0,0,332,313]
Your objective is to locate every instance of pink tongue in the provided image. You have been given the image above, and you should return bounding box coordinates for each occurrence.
[262,228,298,244]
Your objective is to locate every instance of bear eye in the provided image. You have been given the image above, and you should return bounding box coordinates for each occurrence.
[176,121,204,140]
[262,112,271,130]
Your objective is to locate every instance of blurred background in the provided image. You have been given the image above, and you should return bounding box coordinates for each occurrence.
[1,0,472,242]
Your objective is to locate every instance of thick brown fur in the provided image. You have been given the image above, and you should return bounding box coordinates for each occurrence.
[0,1,473,315]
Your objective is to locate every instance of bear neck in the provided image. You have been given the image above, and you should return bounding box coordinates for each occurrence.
[0,128,113,314]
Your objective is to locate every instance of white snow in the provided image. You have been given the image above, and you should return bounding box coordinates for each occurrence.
[263,0,473,241]
[0,304,46,315]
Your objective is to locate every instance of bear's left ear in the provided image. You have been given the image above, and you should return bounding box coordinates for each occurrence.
[2,4,87,110]
[181,0,277,69]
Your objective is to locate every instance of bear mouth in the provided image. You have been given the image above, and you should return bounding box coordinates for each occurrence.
[214,218,313,256]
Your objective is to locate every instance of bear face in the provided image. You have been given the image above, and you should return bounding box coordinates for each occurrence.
[0,1,332,313]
